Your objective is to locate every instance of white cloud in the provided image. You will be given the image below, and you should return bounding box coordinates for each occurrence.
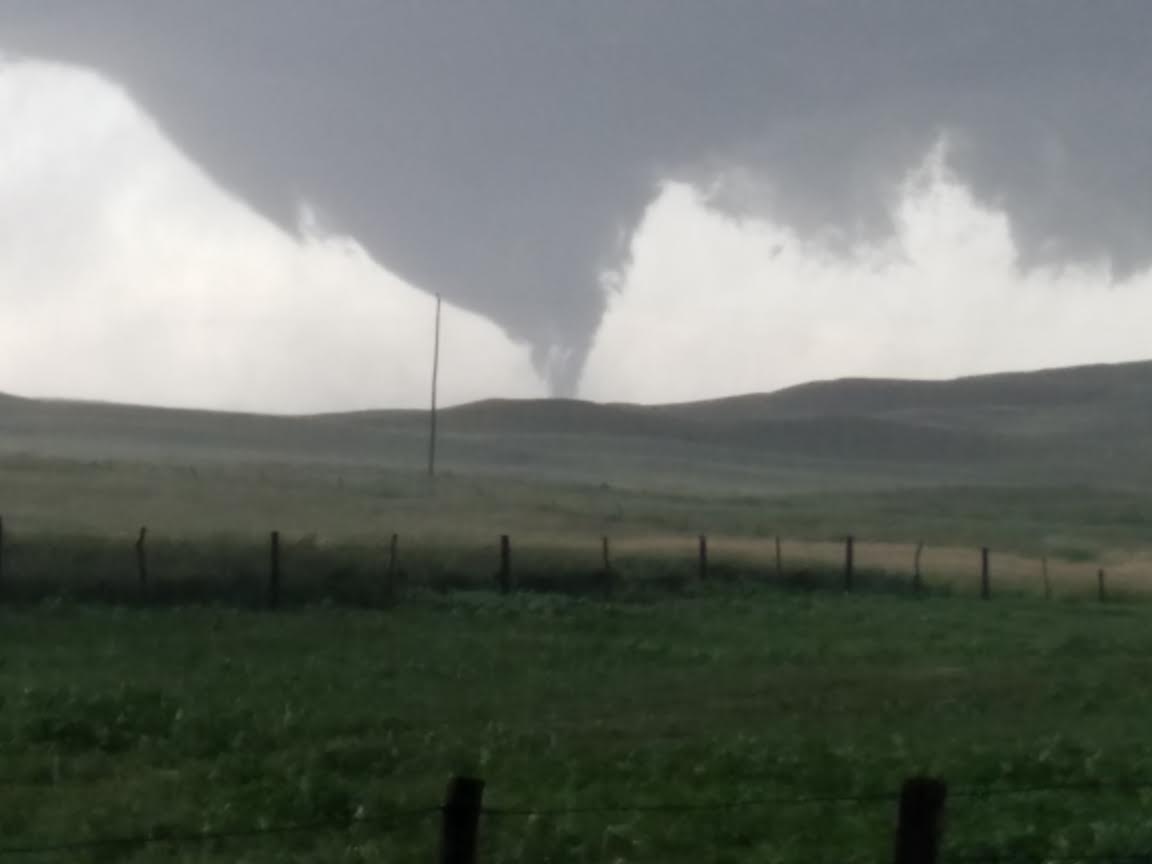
[0,59,547,413]
[10,58,1149,416]
[581,150,1152,403]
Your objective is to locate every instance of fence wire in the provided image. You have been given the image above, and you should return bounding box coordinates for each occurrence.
[951,854,1152,864]
[0,807,439,858]
[2,775,1152,858]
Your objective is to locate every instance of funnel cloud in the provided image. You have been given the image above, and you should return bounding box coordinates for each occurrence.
[2,3,1151,399]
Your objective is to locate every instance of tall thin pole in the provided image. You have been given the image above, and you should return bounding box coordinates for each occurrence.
[428,294,442,479]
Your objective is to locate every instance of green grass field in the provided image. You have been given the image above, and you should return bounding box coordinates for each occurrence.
[4,590,1152,863]
[6,361,1152,861]
[3,450,1150,605]
[9,360,1152,591]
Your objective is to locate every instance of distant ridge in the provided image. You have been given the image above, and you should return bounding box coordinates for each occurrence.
[649,359,1152,420]
[3,359,1152,487]
[4,357,1152,423]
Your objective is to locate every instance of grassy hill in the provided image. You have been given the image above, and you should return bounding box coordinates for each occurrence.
[8,378,1152,862]
[4,359,1152,484]
[3,359,1152,560]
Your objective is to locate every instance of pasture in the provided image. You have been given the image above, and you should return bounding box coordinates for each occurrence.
[1,452,1149,604]
[6,365,1152,860]
[3,590,1152,862]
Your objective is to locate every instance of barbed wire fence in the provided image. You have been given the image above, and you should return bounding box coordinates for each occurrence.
[0,519,1130,608]
[3,775,1152,863]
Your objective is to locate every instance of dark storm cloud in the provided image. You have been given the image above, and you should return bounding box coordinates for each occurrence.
[3,2,1150,392]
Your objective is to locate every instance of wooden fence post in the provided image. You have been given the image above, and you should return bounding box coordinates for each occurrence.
[268,530,281,609]
[1042,556,1051,600]
[440,776,485,864]
[980,547,990,600]
[913,541,924,593]
[134,526,149,592]
[601,536,613,597]
[387,532,399,603]
[844,535,855,591]
[498,535,511,595]
[698,535,708,582]
[1098,568,1106,603]
[893,777,947,864]
[775,536,783,581]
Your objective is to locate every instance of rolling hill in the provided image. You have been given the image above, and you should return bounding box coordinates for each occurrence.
[2,359,1152,490]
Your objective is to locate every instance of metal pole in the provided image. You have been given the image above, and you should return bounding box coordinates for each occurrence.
[428,295,442,479]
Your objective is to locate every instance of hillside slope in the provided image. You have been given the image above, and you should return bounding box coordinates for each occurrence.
[2,359,1151,489]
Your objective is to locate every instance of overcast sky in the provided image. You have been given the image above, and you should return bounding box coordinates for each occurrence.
[2,2,1151,411]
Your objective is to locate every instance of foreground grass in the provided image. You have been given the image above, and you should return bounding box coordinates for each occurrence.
[3,589,1152,862]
